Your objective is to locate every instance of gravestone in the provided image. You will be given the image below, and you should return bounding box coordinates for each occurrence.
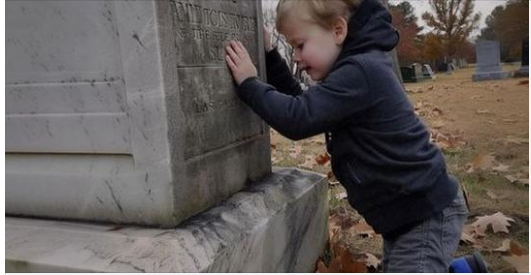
[401,63,428,83]
[515,37,529,77]
[422,64,436,80]
[5,0,328,272]
[6,0,271,227]
[400,66,415,83]
[473,40,511,81]
[412,63,427,81]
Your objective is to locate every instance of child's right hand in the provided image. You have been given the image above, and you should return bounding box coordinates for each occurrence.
[264,25,273,53]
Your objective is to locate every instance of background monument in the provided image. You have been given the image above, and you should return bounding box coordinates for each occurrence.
[472,40,511,81]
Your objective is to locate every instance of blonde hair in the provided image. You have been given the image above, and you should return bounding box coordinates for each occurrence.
[275,0,363,34]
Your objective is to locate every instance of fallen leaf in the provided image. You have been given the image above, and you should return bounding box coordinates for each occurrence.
[288,145,301,158]
[363,253,381,269]
[431,120,446,129]
[335,192,347,200]
[503,255,529,273]
[315,259,329,273]
[492,164,510,173]
[505,175,529,187]
[432,107,443,116]
[471,212,515,235]
[476,109,492,115]
[493,239,512,253]
[486,190,505,200]
[460,231,477,245]
[469,153,498,172]
[505,136,530,145]
[502,119,518,124]
[493,239,528,256]
[298,155,314,170]
[352,220,376,238]
[315,154,330,165]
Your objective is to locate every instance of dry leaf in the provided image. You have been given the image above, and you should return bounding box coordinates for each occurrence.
[315,153,330,165]
[505,175,529,187]
[493,239,512,253]
[288,145,301,158]
[503,255,529,273]
[431,120,446,129]
[486,190,505,200]
[476,109,492,115]
[493,239,527,256]
[335,192,347,200]
[363,253,381,269]
[502,119,518,124]
[460,231,477,245]
[505,136,529,145]
[298,155,314,170]
[315,259,328,273]
[352,220,376,238]
[471,212,515,235]
[492,164,510,173]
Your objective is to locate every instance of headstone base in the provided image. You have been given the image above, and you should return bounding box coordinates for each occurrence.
[472,71,512,82]
[515,66,529,77]
[6,168,328,273]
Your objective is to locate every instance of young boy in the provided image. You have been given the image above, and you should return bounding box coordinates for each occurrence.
[225,0,469,272]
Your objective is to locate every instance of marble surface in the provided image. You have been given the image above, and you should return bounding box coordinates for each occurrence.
[6,168,328,273]
[473,40,511,81]
[6,0,271,226]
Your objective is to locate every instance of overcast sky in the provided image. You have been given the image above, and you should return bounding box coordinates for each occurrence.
[263,0,510,38]
[389,0,509,37]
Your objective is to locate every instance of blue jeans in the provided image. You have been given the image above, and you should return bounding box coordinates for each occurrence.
[382,189,469,272]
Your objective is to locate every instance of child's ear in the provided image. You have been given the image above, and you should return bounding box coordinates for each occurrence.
[333,17,348,45]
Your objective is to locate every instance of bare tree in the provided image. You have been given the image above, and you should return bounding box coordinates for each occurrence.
[422,0,481,60]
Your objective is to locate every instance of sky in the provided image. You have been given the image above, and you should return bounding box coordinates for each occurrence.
[388,0,509,37]
[263,0,510,38]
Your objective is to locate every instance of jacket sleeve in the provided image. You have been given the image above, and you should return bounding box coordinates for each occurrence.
[237,60,371,140]
[265,48,304,96]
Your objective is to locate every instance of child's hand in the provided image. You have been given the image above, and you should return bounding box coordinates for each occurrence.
[264,25,273,53]
[225,40,257,86]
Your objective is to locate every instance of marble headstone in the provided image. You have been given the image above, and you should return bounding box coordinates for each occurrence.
[473,40,511,81]
[5,0,271,226]
[422,64,436,80]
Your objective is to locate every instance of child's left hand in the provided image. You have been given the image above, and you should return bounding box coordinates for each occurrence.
[225,40,257,86]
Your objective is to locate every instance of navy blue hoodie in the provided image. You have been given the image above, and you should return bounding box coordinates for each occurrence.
[236,0,458,238]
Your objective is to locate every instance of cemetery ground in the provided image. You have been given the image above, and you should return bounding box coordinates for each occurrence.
[269,64,529,272]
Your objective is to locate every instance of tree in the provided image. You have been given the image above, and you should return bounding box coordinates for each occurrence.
[422,0,481,61]
[478,0,529,61]
[394,1,418,25]
[389,2,423,66]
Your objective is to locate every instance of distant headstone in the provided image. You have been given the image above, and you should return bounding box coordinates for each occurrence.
[452,58,459,69]
[401,63,429,83]
[515,37,529,77]
[422,64,436,80]
[473,40,511,81]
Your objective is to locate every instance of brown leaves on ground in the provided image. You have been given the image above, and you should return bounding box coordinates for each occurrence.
[430,129,467,152]
[460,212,528,272]
[461,212,515,246]
[465,152,529,187]
[471,212,515,236]
[317,208,381,272]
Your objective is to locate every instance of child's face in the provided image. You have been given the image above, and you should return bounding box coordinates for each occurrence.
[281,17,346,81]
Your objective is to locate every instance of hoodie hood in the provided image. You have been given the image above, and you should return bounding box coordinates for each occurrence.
[335,0,399,62]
